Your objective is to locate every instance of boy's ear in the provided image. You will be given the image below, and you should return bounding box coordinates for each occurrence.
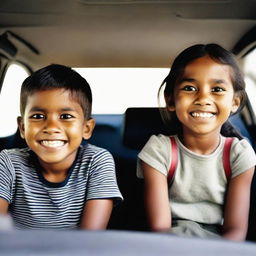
[165,95,176,112]
[17,116,25,139]
[231,95,241,113]
[83,118,96,140]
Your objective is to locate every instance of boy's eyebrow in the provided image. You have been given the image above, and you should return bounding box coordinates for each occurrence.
[28,107,45,112]
[28,107,77,112]
[60,107,77,112]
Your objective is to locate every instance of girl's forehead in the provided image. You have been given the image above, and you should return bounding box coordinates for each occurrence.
[181,56,232,81]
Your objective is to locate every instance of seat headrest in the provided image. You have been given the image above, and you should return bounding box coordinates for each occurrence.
[122,107,254,151]
[123,108,170,150]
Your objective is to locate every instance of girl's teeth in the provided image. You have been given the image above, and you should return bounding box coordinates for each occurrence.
[41,141,64,147]
[191,112,214,118]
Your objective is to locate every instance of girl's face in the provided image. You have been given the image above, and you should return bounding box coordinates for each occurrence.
[169,56,240,137]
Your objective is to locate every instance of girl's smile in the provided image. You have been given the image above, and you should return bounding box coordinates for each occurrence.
[190,111,215,118]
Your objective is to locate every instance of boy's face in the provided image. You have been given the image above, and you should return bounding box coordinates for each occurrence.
[18,88,95,172]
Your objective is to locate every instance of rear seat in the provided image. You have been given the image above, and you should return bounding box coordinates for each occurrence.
[95,107,256,239]
[0,109,255,239]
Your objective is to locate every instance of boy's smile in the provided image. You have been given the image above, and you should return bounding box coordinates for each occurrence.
[18,88,94,175]
[40,140,66,148]
[172,56,240,138]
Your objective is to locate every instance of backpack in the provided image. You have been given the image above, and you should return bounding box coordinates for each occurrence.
[167,137,234,183]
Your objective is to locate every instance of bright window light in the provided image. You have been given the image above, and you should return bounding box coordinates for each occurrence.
[0,64,29,137]
[74,68,169,114]
[0,67,169,137]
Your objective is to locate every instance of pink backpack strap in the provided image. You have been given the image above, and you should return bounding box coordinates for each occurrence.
[168,136,234,183]
[223,137,234,181]
[167,136,178,183]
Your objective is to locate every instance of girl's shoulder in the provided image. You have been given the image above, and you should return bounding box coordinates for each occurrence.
[145,134,175,147]
[229,137,255,155]
[227,137,256,177]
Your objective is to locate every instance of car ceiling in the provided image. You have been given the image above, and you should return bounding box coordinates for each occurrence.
[0,0,256,69]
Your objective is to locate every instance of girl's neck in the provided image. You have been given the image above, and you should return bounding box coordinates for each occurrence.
[178,132,221,155]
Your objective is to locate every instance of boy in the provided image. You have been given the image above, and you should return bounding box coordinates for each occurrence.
[0,64,123,229]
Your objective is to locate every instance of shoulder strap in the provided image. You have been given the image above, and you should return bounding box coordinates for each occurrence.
[223,137,234,181]
[167,137,178,183]
[168,136,234,183]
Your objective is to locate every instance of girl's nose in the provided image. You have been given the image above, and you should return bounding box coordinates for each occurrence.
[194,90,212,106]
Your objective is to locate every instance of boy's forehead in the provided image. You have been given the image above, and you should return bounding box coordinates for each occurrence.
[25,89,82,109]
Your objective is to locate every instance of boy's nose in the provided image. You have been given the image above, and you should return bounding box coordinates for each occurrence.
[43,118,61,134]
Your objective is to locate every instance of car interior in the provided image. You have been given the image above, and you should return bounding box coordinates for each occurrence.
[0,0,256,248]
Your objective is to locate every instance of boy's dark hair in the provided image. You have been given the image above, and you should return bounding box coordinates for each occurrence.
[20,64,92,119]
[158,43,247,139]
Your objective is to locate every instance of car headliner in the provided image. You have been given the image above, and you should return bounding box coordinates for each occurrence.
[0,0,256,69]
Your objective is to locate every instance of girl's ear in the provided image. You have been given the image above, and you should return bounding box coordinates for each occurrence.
[231,95,241,113]
[83,118,96,140]
[17,116,25,139]
[165,95,176,111]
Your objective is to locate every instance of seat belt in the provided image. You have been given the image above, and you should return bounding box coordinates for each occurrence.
[167,137,234,183]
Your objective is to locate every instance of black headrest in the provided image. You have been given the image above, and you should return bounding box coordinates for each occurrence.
[0,128,27,151]
[122,108,252,151]
[123,108,171,150]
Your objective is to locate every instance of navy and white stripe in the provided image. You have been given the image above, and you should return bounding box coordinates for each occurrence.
[0,144,123,229]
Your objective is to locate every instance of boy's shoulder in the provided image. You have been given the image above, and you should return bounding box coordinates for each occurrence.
[80,143,109,153]
[79,143,113,159]
[0,147,30,158]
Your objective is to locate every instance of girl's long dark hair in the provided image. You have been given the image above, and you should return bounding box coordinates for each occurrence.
[158,44,247,139]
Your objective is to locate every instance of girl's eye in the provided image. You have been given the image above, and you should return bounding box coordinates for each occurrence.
[30,114,45,119]
[182,85,197,91]
[60,114,73,119]
[212,87,225,93]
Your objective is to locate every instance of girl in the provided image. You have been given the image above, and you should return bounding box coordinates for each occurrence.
[137,44,256,241]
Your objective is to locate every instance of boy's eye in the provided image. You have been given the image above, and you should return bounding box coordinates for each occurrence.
[60,114,73,119]
[212,87,225,93]
[182,85,197,91]
[30,114,45,119]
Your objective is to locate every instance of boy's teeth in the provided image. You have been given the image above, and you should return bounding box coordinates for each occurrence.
[41,140,64,147]
[191,112,214,118]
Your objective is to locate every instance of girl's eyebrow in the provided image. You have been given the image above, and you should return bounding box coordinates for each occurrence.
[212,79,227,84]
[180,78,196,83]
[180,78,228,84]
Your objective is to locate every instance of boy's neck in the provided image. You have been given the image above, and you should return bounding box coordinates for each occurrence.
[37,158,75,183]
[33,147,80,183]
[42,169,69,183]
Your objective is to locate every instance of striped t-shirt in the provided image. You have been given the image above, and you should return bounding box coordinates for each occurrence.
[0,144,123,229]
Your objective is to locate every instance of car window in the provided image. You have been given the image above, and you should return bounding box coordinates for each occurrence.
[0,63,29,137]
[0,67,168,136]
[75,68,169,114]
[243,48,256,116]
